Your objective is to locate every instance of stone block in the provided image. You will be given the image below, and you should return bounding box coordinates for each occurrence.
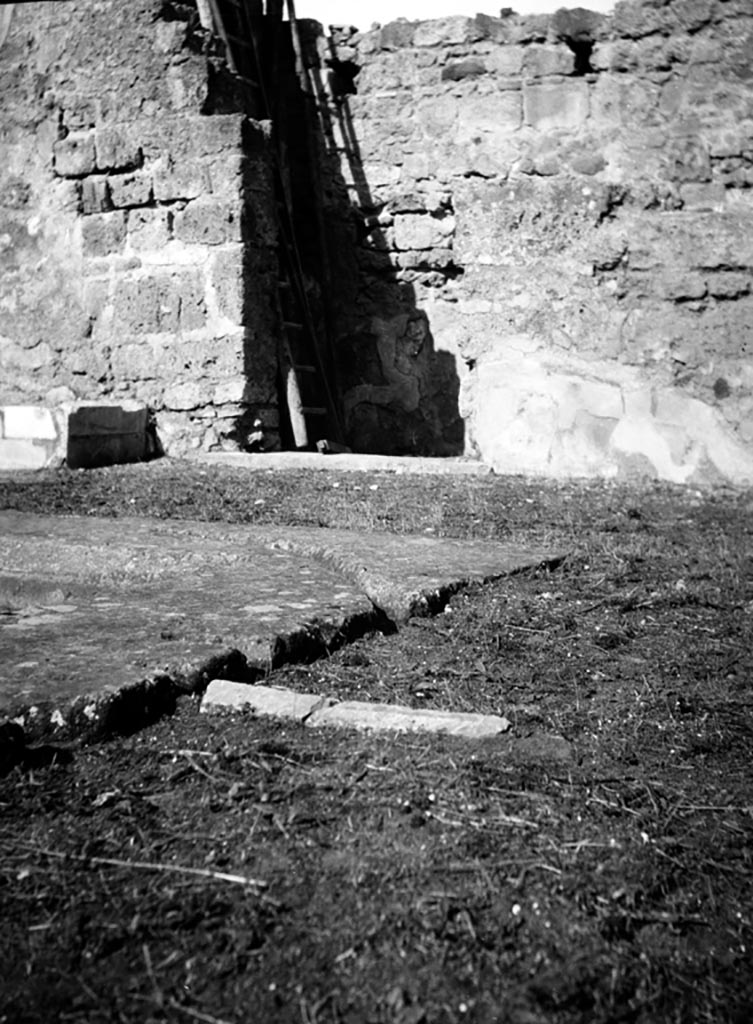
[510,13,550,43]
[707,273,751,299]
[1,340,53,373]
[84,256,142,279]
[45,386,77,407]
[0,438,50,470]
[474,13,520,44]
[676,183,725,210]
[523,81,589,130]
[2,405,58,440]
[416,95,458,135]
[393,213,455,251]
[80,177,112,214]
[590,40,638,73]
[570,152,605,176]
[174,271,208,332]
[414,16,485,47]
[142,115,242,164]
[108,171,153,208]
[201,680,331,721]
[127,207,171,250]
[208,154,244,197]
[610,0,672,39]
[111,272,206,333]
[62,94,98,131]
[152,158,211,202]
[0,174,31,210]
[308,700,511,739]
[81,211,127,257]
[162,382,203,410]
[212,378,246,405]
[708,127,753,159]
[665,136,711,183]
[189,115,245,158]
[67,403,148,469]
[208,247,245,322]
[550,6,605,43]
[589,76,660,129]
[0,403,149,470]
[531,154,561,176]
[455,91,523,139]
[487,46,524,76]
[173,197,243,246]
[53,132,96,177]
[145,334,245,380]
[67,403,147,438]
[656,272,707,301]
[395,248,454,270]
[94,127,142,171]
[441,58,487,82]
[523,44,575,77]
[109,342,155,381]
[379,20,417,50]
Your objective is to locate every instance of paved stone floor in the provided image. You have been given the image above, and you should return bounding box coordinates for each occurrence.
[0,510,562,736]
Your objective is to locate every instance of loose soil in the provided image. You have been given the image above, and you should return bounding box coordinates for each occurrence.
[1,460,752,1024]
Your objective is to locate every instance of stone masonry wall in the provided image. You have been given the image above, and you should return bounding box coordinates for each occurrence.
[321,0,753,482]
[0,0,278,455]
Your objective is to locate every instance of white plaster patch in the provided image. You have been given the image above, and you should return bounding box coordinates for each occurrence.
[467,351,753,485]
[2,405,57,440]
[610,416,696,484]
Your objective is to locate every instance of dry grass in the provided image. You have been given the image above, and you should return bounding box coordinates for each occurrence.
[1,460,752,1023]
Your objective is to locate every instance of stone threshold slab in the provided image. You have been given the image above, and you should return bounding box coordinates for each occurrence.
[0,511,565,742]
[189,451,493,475]
[201,679,511,740]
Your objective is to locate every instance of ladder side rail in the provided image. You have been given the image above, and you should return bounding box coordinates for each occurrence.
[206,0,240,75]
[243,0,344,440]
[218,0,345,444]
[284,0,345,439]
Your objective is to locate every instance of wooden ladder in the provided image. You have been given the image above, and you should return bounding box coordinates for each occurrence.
[207,0,345,450]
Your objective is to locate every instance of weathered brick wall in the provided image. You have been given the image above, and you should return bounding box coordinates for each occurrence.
[0,0,278,454]
[321,0,753,482]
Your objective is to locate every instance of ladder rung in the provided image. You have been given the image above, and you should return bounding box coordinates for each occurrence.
[293,364,316,374]
[302,407,327,416]
[283,320,303,331]
[226,32,253,48]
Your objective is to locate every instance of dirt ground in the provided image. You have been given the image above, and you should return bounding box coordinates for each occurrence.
[1,460,752,1024]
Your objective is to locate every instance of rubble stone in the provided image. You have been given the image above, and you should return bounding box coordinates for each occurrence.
[309,701,511,738]
[201,680,331,721]
[523,81,589,129]
[201,681,512,739]
[53,133,96,177]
